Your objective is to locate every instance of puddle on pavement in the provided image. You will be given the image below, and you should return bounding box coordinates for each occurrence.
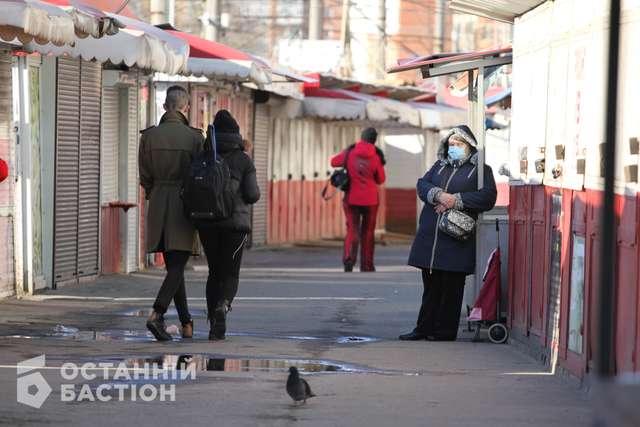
[336,336,378,344]
[95,354,411,376]
[125,354,348,373]
[119,308,207,318]
[1,325,379,344]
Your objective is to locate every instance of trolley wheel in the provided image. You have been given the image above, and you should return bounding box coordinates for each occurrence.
[488,323,509,344]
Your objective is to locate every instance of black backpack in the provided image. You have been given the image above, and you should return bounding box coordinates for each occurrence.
[182,124,235,222]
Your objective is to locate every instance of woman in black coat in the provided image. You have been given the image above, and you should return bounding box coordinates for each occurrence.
[197,110,260,340]
[399,125,497,341]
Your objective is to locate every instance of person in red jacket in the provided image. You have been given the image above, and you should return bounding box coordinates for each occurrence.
[0,158,8,183]
[331,128,386,272]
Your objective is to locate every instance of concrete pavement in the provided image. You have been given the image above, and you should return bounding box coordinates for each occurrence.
[0,245,590,426]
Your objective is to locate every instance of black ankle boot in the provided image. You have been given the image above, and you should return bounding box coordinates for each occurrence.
[344,262,354,273]
[398,329,428,341]
[146,311,172,341]
[209,301,230,340]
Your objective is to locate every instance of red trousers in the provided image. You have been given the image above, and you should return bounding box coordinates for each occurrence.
[343,203,378,271]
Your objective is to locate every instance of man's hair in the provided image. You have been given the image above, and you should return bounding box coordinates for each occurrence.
[164,85,189,111]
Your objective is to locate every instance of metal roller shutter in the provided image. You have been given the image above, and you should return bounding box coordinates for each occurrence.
[100,86,119,204]
[54,58,103,285]
[252,103,269,246]
[125,85,139,273]
[53,57,81,284]
[77,61,101,277]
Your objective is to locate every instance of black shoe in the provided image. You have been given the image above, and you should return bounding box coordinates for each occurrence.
[398,330,428,341]
[146,311,172,341]
[426,334,457,342]
[344,262,354,273]
[209,300,230,340]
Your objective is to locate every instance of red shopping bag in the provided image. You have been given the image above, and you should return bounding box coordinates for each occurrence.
[468,248,501,322]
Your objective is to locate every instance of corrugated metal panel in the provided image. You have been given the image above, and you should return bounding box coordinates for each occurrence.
[53,57,81,283]
[0,52,14,296]
[252,103,269,246]
[77,61,101,277]
[126,85,139,273]
[100,85,119,203]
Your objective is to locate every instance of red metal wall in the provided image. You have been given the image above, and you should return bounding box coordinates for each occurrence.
[508,185,640,377]
[386,188,416,234]
[265,119,386,245]
[100,206,120,274]
[267,179,386,244]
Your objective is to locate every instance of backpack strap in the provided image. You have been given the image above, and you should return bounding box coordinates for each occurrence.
[343,145,354,173]
[321,179,339,201]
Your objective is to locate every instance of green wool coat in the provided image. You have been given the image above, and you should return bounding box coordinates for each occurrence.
[139,111,204,253]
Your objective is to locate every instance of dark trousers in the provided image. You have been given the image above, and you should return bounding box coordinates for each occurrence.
[198,228,247,319]
[152,251,192,325]
[416,269,467,339]
[343,203,378,271]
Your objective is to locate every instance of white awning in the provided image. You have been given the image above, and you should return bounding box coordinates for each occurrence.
[410,102,467,130]
[449,0,548,23]
[303,87,464,128]
[0,0,120,46]
[187,57,270,85]
[329,89,423,128]
[302,97,367,120]
[22,12,189,74]
[346,91,422,127]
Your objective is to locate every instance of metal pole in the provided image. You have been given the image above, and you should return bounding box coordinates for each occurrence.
[433,0,446,52]
[205,0,222,41]
[597,0,620,378]
[309,0,323,40]
[270,0,278,62]
[149,0,166,25]
[377,0,386,80]
[476,66,485,190]
[338,0,352,77]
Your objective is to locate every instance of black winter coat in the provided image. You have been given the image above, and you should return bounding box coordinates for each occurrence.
[408,132,497,274]
[196,131,260,233]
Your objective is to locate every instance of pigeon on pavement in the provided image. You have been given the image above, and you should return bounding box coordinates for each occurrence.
[286,366,315,405]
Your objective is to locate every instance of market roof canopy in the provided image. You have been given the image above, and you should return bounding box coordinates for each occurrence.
[0,0,121,46]
[449,0,548,23]
[305,72,435,101]
[23,11,189,74]
[160,28,270,85]
[388,46,512,78]
[303,86,465,128]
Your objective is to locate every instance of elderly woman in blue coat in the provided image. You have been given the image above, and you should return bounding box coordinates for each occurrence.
[399,125,497,341]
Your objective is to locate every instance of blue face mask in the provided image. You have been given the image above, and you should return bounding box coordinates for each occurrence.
[448,145,466,161]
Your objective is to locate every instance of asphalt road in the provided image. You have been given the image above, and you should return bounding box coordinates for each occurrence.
[0,245,590,426]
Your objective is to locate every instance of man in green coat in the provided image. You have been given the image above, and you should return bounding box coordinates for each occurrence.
[139,85,203,341]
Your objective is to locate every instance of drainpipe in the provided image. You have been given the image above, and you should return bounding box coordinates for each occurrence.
[309,0,323,40]
[598,0,620,379]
